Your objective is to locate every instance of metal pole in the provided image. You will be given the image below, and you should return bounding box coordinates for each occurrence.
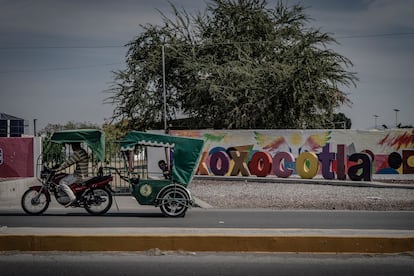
[33,118,37,136]
[162,45,170,171]
[162,44,167,133]
[373,115,379,129]
[393,109,400,128]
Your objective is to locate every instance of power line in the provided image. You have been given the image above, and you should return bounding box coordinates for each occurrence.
[0,32,413,50]
[0,62,124,74]
[0,32,412,73]
[337,32,414,39]
[0,45,124,50]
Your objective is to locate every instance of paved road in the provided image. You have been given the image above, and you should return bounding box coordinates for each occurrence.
[1,208,414,230]
[1,196,413,253]
[1,252,413,276]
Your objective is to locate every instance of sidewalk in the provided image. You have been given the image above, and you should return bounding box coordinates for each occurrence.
[1,174,414,201]
[194,174,414,189]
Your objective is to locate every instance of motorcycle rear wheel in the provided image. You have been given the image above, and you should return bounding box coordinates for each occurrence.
[21,189,50,215]
[84,187,112,215]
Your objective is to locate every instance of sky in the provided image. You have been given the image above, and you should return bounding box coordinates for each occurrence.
[0,0,413,134]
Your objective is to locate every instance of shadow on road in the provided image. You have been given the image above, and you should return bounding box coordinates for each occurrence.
[0,212,167,218]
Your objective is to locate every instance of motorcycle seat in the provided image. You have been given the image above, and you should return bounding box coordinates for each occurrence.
[82,175,112,186]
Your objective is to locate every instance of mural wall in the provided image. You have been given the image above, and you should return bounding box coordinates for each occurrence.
[170,129,414,180]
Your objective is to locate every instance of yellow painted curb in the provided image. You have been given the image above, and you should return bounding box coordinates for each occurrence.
[1,235,414,253]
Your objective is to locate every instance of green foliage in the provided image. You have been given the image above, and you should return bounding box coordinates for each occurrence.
[102,120,129,143]
[41,139,65,165]
[101,120,130,160]
[332,112,352,129]
[106,0,357,129]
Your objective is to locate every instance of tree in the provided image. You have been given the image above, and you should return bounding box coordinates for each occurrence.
[104,25,183,131]
[106,0,357,130]
[332,112,352,129]
[101,119,130,156]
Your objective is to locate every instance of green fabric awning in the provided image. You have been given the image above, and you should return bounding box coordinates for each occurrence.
[120,131,204,185]
[50,129,105,161]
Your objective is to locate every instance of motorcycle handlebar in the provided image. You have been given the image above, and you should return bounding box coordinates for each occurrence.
[100,166,130,182]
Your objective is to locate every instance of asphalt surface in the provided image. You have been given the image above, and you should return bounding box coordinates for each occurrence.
[0,176,414,253]
[2,252,414,276]
[1,204,414,230]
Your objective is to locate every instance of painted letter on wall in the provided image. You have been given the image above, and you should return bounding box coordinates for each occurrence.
[196,151,210,175]
[347,153,372,181]
[296,152,319,179]
[403,150,414,174]
[318,143,336,180]
[272,151,294,178]
[248,151,272,177]
[229,151,250,176]
[209,151,230,176]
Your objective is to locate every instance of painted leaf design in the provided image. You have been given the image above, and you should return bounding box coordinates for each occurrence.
[254,131,287,151]
[302,131,331,152]
[203,133,225,142]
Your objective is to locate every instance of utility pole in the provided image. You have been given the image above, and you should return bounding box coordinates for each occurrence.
[393,109,400,128]
[373,115,379,129]
[33,119,37,136]
[162,44,167,133]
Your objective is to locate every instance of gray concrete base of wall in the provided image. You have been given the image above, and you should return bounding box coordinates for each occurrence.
[0,178,40,200]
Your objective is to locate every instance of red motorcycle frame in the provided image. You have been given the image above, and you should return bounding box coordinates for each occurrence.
[21,166,114,215]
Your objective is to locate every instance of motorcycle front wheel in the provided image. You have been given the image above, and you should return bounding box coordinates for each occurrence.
[83,187,112,215]
[21,189,50,215]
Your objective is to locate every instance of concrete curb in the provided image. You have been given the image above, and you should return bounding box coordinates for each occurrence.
[1,228,413,253]
[1,234,413,253]
[193,175,414,189]
[193,197,214,209]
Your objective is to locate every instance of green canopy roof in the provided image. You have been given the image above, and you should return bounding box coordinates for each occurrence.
[120,131,204,185]
[50,129,105,161]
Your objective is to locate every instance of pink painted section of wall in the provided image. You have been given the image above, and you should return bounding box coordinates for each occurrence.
[0,137,34,177]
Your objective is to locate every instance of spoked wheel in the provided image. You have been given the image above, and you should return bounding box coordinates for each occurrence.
[84,187,113,215]
[21,189,50,215]
[159,187,191,217]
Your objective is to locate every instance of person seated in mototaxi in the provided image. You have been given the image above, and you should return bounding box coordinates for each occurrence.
[158,160,171,179]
